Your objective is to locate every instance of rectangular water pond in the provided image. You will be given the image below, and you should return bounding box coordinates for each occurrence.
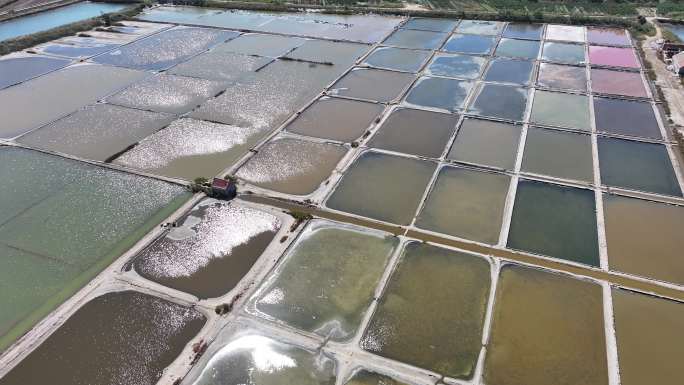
[503,23,544,40]
[168,51,271,82]
[283,39,370,67]
[404,76,473,112]
[213,33,305,57]
[416,166,510,244]
[107,74,228,115]
[368,107,459,158]
[448,118,521,170]
[545,25,585,43]
[133,199,280,298]
[191,59,341,130]
[594,97,660,139]
[483,265,608,385]
[403,17,458,33]
[590,68,647,98]
[0,54,71,90]
[522,126,593,182]
[0,2,128,41]
[361,242,491,380]
[483,58,534,85]
[331,68,415,103]
[93,26,238,71]
[603,194,684,284]
[18,104,175,162]
[588,46,640,69]
[364,47,431,73]
[382,29,447,50]
[113,118,263,180]
[507,180,599,266]
[442,34,496,55]
[326,151,436,225]
[495,38,540,59]
[612,289,684,385]
[541,42,586,65]
[236,137,347,196]
[598,137,681,196]
[186,327,336,385]
[252,221,398,341]
[426,53,486,79]
[456,20,504,35]
[468,83,528,121]
[530,90,590,130]
[0,291,205,385]
[588,27,631,46]
[537,63,587,91]
[285,96,383,142]
[0,147,190,350]
[0,63,147,139]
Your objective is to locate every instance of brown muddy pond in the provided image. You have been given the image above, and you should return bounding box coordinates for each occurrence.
[484,265,608,385]
[133,199,280,298]
[368,107,459,158]
[416,166,510,244]
[361,242,491,379]
[448,118,521,170]
[603,194,684,285]
[285,96,384,142]
[236,137,347,195]
[326,151,436,225]
[612,289,684,385]
[0,291,205,385]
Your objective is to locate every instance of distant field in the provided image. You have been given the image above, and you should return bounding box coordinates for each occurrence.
[422,0,646,16]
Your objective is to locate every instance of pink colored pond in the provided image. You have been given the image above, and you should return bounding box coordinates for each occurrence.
[587,27,631,46]
[589,46,639,68]
[591,68,648,98]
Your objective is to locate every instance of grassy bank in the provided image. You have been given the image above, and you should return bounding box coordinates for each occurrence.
[0,4,143,56]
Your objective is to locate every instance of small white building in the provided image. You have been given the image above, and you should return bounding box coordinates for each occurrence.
[672,51,684,76]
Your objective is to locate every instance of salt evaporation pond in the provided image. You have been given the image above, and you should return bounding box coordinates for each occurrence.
[590,68,648,98]
[612,289,684,385]
[603,195,684,284]
[531,90,591,130]
[484,265,608,385]
[522,126,593,182]
[495,38,540,59]
[235,137,347,196]
[468,83,528,121]
[483,57,533,85]
[0,291,205,385]
[405,76,472,112]
[507,180,599,266]
[252,221,397,341]
[113,118,263,180]
[416,167,510,244]
[426,53,486,79]
[326,151,436,225]
[369,107,459,158]
[0,147,189,350]
[331,68,415,103]
[0,54,70,90]
[364,47,431,73]
[285,97,383,142]
[403,17,457,33]
[186,326,336,385]
[503,23,543,40]
[18,104,175,162]
[106,74,228,115]
[0,63,147,139]
[383,29,447,50]
[448,118,521,170]
[593,97,661,139]
[133,199,280,298]
[537,63,587,91]
[0,2,128,41]
[361,242,491,380]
